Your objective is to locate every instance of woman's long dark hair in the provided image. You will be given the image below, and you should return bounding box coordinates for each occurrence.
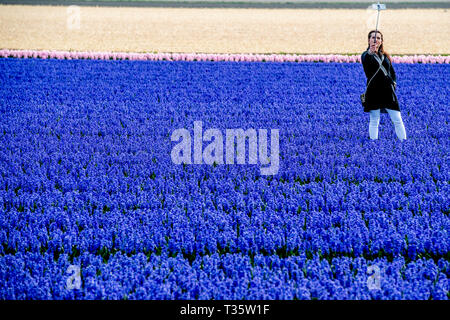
[367,30,392,63]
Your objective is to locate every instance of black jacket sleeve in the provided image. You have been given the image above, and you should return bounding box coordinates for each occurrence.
[389,61,397,84]
[361,50,379,81]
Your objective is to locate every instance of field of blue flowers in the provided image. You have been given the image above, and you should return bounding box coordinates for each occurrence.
[0,58,448,299]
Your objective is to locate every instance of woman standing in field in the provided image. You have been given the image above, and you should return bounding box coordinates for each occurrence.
[361,30,407,141]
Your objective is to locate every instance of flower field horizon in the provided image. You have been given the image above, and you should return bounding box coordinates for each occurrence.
[0,57,448,300]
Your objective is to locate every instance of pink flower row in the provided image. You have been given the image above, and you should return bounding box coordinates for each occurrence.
[0,49,449,64]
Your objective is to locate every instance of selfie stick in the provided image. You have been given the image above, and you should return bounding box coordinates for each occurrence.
[372,2,386,43]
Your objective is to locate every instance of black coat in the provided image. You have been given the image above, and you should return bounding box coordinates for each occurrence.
[361,50,399,113]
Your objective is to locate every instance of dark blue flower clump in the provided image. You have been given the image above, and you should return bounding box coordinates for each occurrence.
[0,58,448,300]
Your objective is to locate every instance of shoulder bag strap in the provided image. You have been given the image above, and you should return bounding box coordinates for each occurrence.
[372,54,398,101]
[372,54,389,77]
[364,54,384,94]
